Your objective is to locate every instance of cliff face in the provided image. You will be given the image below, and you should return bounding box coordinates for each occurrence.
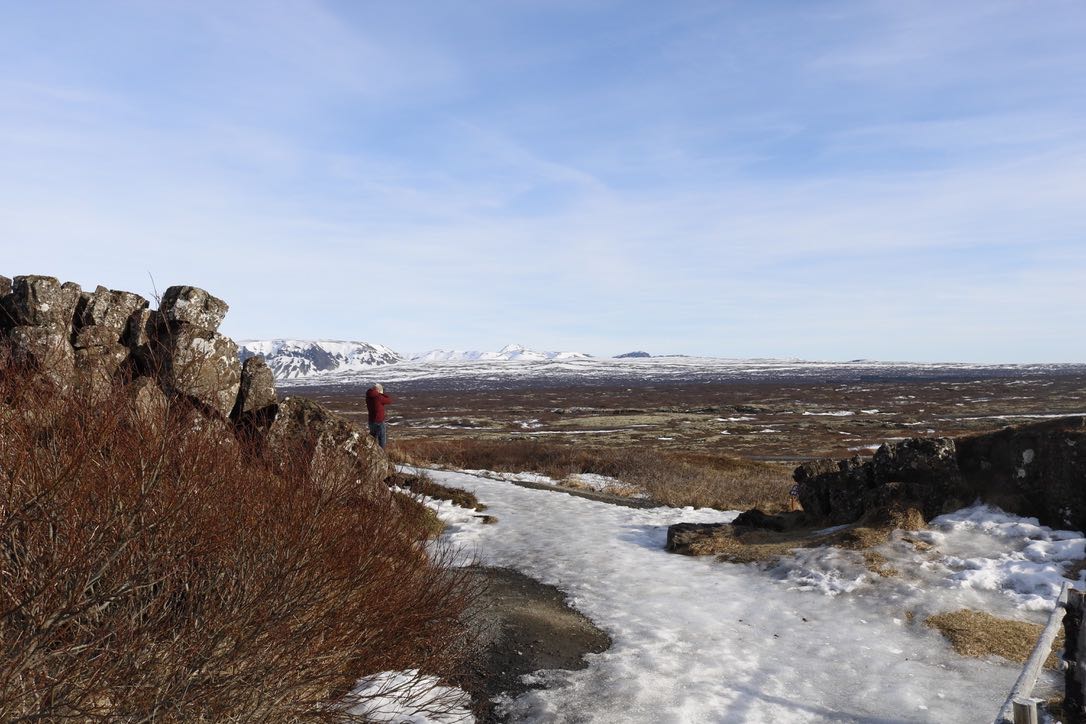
[0,274,390,490]
[794,416,1086,530]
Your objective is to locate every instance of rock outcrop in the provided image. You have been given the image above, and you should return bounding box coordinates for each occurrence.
[795,436,964,524]
[793,418,1086,530]
[265,396,391,491]
[0,274,389,492]
[668,417,1086,556]
[232,355,278,420]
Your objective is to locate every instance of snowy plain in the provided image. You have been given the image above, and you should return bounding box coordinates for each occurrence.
[363,467,1085,723]
[280,354,1082,389]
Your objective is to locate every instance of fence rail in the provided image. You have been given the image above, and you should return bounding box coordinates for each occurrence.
[994,581,1072,724]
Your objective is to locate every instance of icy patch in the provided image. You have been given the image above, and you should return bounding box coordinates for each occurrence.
[771,547,871,596]
[345,670,473,723]
[920,505,1086,611]
[802,410,856,417]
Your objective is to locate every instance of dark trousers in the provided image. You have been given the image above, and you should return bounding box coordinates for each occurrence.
[368,422,387,449]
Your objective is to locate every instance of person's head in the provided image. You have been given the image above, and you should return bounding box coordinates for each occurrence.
[375,383,384,393]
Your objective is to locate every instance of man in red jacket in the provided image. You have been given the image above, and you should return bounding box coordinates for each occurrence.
[366,383,394,449]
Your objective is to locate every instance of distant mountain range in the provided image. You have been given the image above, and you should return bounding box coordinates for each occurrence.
[238,340,403,380]
[239,340,592,380]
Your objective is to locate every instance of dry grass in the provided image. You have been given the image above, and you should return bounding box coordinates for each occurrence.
[0,350,473,721]
[391,437,792,510]
[390,471,486,511]
[925,610,1063,669]
[862,551,899,578]
[834,505,927,550]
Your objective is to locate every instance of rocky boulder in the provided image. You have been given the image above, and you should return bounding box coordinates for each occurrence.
[2,276,391,505]
[1,275,81,334]
[8,326,75,389]
[796,437,966,524]
[156,326,241,418]
[75,344,130,402]
[231,355,277,419]
[266,396,390,491]
[160,286,228,333]
[77,286,148,339]
[666,523,728,555]
[74,325,122,350]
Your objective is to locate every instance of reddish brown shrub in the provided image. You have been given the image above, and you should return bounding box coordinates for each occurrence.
[0,352,472,721]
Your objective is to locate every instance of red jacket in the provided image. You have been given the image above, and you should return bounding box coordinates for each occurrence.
[366,388,394,423]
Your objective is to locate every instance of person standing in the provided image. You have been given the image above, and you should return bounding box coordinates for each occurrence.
[366,383,394,449]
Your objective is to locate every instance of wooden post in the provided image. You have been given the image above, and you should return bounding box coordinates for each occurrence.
[1066,588,1086,723]
[997,582,1071,723]
[1012,697,1040,724]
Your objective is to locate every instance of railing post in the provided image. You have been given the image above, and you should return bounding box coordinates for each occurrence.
[1012,697,1040,724]
[1066,588,1086,723]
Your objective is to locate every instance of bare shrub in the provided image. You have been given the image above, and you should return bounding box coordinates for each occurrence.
[391,437,792,511]
[0,349,472,721]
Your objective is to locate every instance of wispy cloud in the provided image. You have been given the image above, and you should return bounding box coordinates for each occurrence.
[0,0,1083,361]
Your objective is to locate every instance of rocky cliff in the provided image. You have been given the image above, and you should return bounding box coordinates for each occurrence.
[0,274,390,489]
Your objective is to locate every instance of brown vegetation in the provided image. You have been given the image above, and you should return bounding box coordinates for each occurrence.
[390,471,486,511]
[390,437,792,510]
[925,609,1063,669]
[0,353,472,721]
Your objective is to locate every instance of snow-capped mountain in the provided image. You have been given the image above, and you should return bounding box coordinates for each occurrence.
[410,343,591,363]
[239,340,403,380]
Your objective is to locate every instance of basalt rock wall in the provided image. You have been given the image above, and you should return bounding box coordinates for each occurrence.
[0,273,390,490]
[795,416,1086,530]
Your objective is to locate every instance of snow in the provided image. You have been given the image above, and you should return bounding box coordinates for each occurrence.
[345,670,473,723]
[238,339,402,379]
[410,468,1076,723]
[409,344,591,363]
[277,355,1085,388]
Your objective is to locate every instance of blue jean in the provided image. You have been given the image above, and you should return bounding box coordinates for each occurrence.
[368,422,387,449]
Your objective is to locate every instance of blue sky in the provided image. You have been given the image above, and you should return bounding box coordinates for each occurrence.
[1,1,1084,361]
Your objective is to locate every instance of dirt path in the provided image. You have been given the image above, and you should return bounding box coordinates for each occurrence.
[457,567,611,723]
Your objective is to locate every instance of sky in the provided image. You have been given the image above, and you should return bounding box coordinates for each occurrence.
[1,1,1084,362]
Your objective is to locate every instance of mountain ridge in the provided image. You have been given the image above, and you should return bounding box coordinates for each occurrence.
[241,339,593,380]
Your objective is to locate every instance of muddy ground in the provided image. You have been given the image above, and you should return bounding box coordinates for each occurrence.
[459,567,610,722]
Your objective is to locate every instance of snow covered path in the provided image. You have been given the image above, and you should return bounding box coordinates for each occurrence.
[423,469,1029,724]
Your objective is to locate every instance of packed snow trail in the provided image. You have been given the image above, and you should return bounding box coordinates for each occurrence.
[421,469,1029,724]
